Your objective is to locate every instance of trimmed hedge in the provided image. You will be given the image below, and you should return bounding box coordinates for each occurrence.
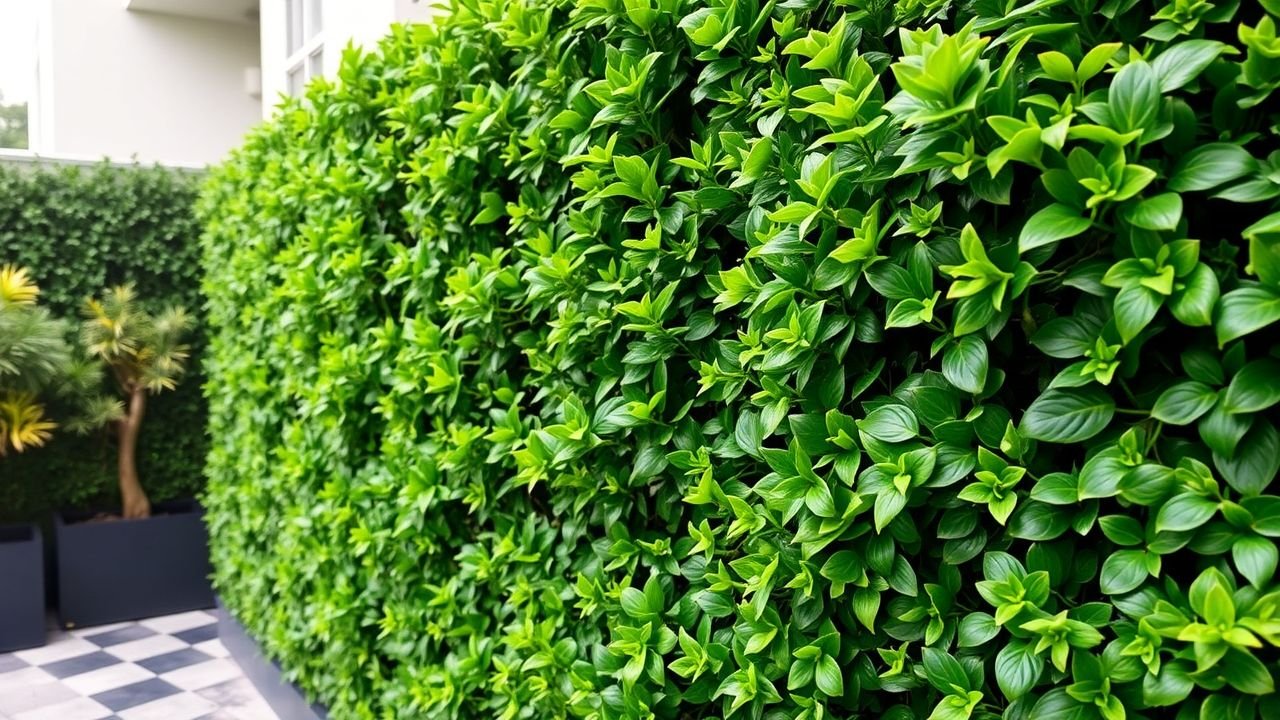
[200,1,1280,719]
[0,162,206,520]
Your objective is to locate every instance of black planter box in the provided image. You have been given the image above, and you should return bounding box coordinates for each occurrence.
[217,598,329,720]
[0,523,46,652]
[55,499,213,628]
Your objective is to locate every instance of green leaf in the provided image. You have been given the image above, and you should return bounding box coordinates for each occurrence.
[1168,263,1219,327]
[1021,387,1115,443]
[1122,193,1181,231]
[1029,688,1091,720]
[1152,40,1229,93]
[1223,359,1280,414]
[1218,648,1276,695]
[1099,549,1149,594]
[1037,51,1076,83]
[734,138,774,187]
[1019,203,1092,252]
[1078,43,1121,83]
[1198,400,1253,458]
[1098,515,1144,545]
[858,404,919,443]
[1215,285,1280,347]
[1031,316,1099,359]
[922,647,971,694]
[472,191,506,224]
[1114,284,1162,343]
[942,336,989,395]
[853,588,880,632]
[1202,582,1235,627]
[995,641,1043,700]
[815,654,844,696]
[821,550,864,584]
[1009,500,1071,541]
[958,612,1000,648]
[875,489,908,533]
[1168,144,1257,192]
[1142,664,1193,706]
[1214,420,1280,497]
[1108,60,1159,137]
[1244,212,1280,285]
[1151,381,1218,425]
[1155,493,1218,532]
[620,587,652,618]
[1031,472,1079,505]
[1232,535,1278,589]
[1078,453,1129,500]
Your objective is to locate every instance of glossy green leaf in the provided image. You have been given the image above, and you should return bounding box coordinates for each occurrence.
[1021,387,1115,443]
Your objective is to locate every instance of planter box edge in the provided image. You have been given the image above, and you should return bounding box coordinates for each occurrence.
[215,597,329,720]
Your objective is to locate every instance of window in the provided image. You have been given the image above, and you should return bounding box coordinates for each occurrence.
[285,0,323,96]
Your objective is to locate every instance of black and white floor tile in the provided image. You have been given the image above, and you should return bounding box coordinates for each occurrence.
[0,610,276,720]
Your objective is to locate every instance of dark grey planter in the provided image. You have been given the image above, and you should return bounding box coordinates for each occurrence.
[0,523,46,652]
[217,598,328,720]
[55,499,213,628]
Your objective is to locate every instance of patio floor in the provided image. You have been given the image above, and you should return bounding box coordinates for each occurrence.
[0,610,276,719]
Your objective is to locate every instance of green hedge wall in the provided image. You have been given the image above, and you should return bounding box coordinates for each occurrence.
[0,162,206,520]
[201,0,1280,718]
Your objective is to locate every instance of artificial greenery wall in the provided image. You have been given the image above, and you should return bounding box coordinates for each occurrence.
[0,162,206,520]
[201,0,1280,718]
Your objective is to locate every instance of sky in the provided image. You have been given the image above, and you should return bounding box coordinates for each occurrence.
[0,0,38,105]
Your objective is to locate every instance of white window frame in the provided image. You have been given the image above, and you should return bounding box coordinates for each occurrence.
[285,0,324,97]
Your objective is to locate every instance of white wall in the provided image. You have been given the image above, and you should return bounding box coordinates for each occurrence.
[259,0,441,117]
[37,0,261,166]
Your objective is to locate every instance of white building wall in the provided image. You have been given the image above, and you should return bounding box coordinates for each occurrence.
[36,0,261,166]
[259,0,441,117]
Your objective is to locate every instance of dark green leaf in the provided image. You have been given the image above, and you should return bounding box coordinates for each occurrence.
[1021,387,1115,443]
[1168,144,1257,192]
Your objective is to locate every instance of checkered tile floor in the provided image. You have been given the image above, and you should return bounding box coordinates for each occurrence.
[0,610,276,720]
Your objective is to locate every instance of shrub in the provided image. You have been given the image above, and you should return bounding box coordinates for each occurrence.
[0,162,206,520]
[200,1,1280,718]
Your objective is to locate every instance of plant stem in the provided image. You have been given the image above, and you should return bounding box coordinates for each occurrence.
[118,385,151,519]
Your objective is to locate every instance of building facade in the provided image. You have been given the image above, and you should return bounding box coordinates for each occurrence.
[17,0,436,167]
[29,0,261,166]
[259,0,438,110]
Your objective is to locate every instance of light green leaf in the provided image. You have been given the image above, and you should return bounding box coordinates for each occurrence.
[1233,535,1278,589]
[1122,193,1181,231]
[1019,203,1092,252]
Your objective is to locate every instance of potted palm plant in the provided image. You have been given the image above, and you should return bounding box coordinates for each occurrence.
[54,284,214,627]
[0,265,98,650]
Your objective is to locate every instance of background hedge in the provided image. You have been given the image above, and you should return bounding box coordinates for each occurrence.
[201,0,1280,718]
[0,161,206,521]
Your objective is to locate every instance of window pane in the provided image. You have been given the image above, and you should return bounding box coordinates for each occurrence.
[287,0,304,54]
[287,63,306,97]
